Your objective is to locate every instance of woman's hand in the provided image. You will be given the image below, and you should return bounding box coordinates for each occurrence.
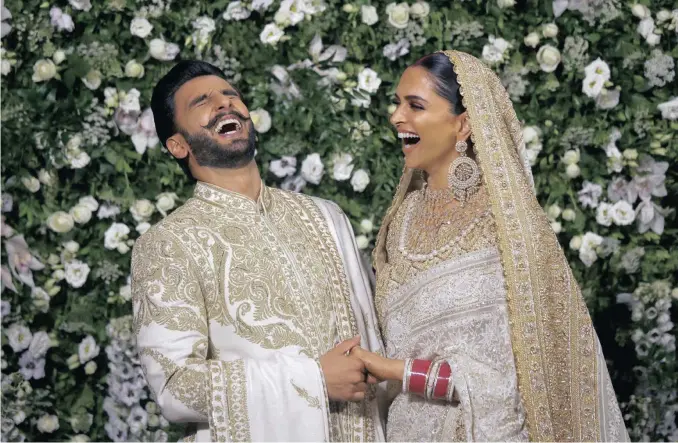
[351,347,405,382]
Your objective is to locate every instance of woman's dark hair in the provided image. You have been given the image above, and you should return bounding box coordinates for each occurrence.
[411,53,466,115]
[150,60,242,178]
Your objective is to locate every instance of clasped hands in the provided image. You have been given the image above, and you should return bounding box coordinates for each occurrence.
[320,336,404,402]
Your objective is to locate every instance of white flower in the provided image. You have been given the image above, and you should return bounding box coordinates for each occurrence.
[579,248,598,267]
[155,192,178,216]
[410,1,430,18]
[78,335,100,364]
[524,32,540,48]
[223,2,251,20]
[301,153,324,185]
[104,87,119,108]
[565,163,580,178]
[542,23,558,38]
[275,0,305,26]
[360,219,374,233]
[70,204,93,224]
[356,235,369,250]
[645,32,660,46]
[125,60,145,78]
[361,5,378,25]
[657,97,678,120]
[119,284,132,301]
[104,223,131,250]
[522,126,540,145]
[22,176,40,193]
[250,109,272,133]
[97,204,120,219]
[52,50,66,64]
[386,2,409,29]
[547,204,562,220]
[569,235,582,250]
[13,411,26,425]
[637,17,655,39]
[550,221,562,233]
[270,156,297,178]
[497,0,515,8]
[130,199,155,222]
[582,75,605,98]
[65,260,90,288]
[536,45,561,73]
[631,3,651,19]
[136,222,151,234]
[605,146,624,173]
[581,232,604,251]
[358,68,381,93]
[84,361,97,375]
[32,59,57,82]
[68,0,92,11]
[37,414,60,433]
[260,23,284,45]
[252,0,274,11]
[38,169,56,186]
[192,16,216,49]
[595,88,620,110]
[562,208,576,221]
[47,211,75,233]
[130,17,153,38]
[149,38,180,61]
[78,196,99,212]
[119,88,141,113]
[29,331,52,359]
[562,150,579,165]
[482,36,512,64]
[33,287,50,313]
[351,169,370,192]
[63,240,80,254]
[332,154,354,181]
[49,7,74,32]
[6,324,32,352]
[383,38,410,61]
[611,202,637,227]
[596,202,613,227]
[584,58,611,82]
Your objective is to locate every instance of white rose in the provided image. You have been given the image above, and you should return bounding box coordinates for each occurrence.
[645,33,660,46]
[637,17,655,38]
[22,176,41,193]
[53,50,66,65]
[361,5,378,25]
[223,1,251,20]
[65,260,90,288]
[355,235,369,250]
[584,58,611,82]
[579,248,598,268]
[410,2,430,18]
[631,3,650,19]
[497,0,515,8]
[386,2,410,29]
[536,45,561,73]
[124,60,145,78]
[657,97,678,120]
[68,150,91,169]
[595,88,620,110]
[581,232,604,251]
[78,335,100,364]
[104,223,131,250]
[119,88,141,113]
[360,219,373,233]
[351,169,370,192]
[596,202,613,226]
[13,411,26,425]
[358,67,381,93]
[28,331,52,359]
[130,199,155,222]
[117,243,130,254]
[563,149,580,165]
[81,69,102,90]
[119,284,132,301]
[547,204,562,220]
[69,0,91,11]
[104,87,119,108]
[70,204,93,224]
[562,208,576,221]
[78,196,99,212]
[47,211,75,233]
[332,154,354,181]
[63,240,80,254]
[269,156,297,178]
[565,163,580,178]
[656,9,671,22]
[250,109,272,133]
[136,222,151,234]
[550,221,562,234]
[32,59,57,82]
[482,36,512,64]
[38,169,56,186]
[130,17,153,38]
[6,324,32,352]
[155,192,178,216]
[301,153,324,185]
[524,32,540,48]
[542,23,558,38]
[611,200,635,226]
[37,414,60,434]
[582,74,605,98]
[260,23,284,45]
[84,361,97,375]
[149,39,180,61]
[522,126,540,144]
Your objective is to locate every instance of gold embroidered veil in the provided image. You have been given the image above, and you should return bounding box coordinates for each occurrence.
[373,50,601,441]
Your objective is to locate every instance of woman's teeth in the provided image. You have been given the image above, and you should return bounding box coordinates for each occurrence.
[398,132,420,146]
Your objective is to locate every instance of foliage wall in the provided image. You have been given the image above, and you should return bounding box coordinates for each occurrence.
[1,0,677,441]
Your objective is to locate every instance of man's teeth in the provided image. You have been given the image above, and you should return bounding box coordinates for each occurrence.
[215,118,241,134]
[397,132,420,144]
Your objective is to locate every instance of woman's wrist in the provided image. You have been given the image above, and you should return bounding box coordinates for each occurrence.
[389,359,406,381]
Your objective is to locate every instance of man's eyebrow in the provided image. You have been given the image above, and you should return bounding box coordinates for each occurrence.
[188,93,209,109]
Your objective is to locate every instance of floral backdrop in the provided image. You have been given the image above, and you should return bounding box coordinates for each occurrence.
[1,0,677,441]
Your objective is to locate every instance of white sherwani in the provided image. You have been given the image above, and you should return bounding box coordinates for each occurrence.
[131,182,385,442]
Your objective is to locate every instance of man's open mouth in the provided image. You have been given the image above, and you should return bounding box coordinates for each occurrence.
[214,118,242,136]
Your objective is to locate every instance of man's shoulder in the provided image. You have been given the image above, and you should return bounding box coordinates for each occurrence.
[134,200,197,251]
[270,187,345,217]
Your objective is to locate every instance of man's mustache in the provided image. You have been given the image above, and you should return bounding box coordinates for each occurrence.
[201,111,251,131]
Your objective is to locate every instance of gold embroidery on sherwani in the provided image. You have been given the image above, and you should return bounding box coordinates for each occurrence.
[374,50,601,442]
[291,380,322,409]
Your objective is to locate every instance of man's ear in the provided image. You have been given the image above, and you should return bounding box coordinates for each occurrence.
[166,133,190,160]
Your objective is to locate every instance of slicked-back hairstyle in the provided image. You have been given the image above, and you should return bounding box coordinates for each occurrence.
[150,60,241,178]
[411,53,466,116]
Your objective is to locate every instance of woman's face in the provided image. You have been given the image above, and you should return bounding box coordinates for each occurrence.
[390,66,467,173]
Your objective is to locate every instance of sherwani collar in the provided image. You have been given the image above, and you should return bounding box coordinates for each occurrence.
[194,180,272,216]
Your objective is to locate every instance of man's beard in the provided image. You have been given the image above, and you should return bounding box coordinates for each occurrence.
[181,119,256,169]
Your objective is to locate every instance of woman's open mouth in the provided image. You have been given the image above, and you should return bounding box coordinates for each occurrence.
[398,132,420,151]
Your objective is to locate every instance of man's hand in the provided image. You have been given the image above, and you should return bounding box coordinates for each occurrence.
[350,347,405,382]
[320,336,368,402]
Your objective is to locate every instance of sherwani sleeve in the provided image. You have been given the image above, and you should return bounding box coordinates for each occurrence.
[131,228,331,442]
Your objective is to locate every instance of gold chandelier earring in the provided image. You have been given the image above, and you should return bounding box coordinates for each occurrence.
[447,140,481,205]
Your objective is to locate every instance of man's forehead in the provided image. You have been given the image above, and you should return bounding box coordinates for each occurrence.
[176,75,236,101]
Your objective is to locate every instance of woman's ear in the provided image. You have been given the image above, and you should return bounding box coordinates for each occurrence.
[457,111,472,142]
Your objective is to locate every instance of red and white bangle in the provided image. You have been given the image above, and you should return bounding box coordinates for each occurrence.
[432,361,452,401]
[401,358,414,394]
[406,359,432,396]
